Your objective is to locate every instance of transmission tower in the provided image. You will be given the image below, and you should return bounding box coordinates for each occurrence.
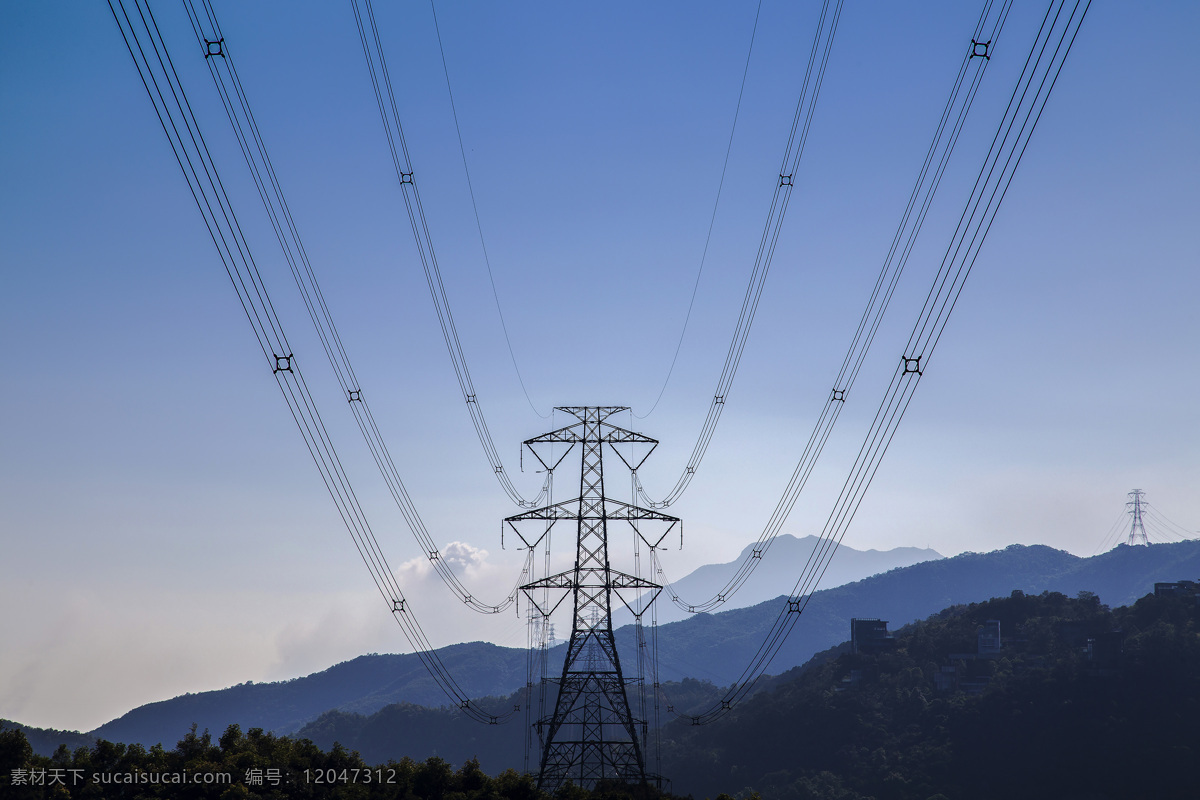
[504,407,681,790]
[1126,489,1149,546]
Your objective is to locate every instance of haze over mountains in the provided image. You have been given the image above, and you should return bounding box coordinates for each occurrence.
[18,535,926,748]
[9,541,1200,763]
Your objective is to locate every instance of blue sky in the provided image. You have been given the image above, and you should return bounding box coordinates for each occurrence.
[2,1,1197,732]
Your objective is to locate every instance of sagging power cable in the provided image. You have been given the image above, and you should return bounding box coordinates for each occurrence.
[1142,502,1196,543]
[181,0,537,615]
[351,0,541,506]
[655,0,1013,616]
[428,0,548,420]
[636,0,845,508]
[659,0,1092,725]
[109,0,522,724]
[635,0,764,421]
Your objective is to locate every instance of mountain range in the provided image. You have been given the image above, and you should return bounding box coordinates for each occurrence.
[76,534,938,746]
[290,540,1200,772]
[620,534,942,626]
[10,540,1200,763]
[10,581,1196,798]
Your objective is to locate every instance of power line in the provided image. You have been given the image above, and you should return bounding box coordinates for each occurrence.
[635,0,764,421]
[637,0,845,508]
[428,0,548,420]
[1093,504,1132,554]
[350,0,543,507]
[181,0,535,615]
[108,0,521,725]
[654,0,1013,616]
[658,0,1092,725]
[1144,502,1196,540]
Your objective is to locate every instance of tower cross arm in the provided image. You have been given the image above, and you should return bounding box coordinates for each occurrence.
[524,423,584,446]
[523,422,657,448]
[521,568,660,593]
[505,497,678,525]
[520,570,576,592]
[597,424,658,446]
[608,569,661,591]
[522,421,657,446]
[556,405,628,421]
[504,499,579,523]
[601,497,680,524]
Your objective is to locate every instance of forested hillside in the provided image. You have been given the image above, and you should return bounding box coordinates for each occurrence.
[295,678,732,775]
[660,589,1200,799]
[4,587,1197,798]
[19,542,1200,762]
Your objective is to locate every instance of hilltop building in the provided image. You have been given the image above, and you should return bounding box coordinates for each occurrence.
[1154,580,1200,600]
[850,618,896,655]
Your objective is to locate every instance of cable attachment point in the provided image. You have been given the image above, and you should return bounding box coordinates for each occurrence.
[466,393,477,404]
[831,388,846,403]
[204,38,225,59]
[489,716,498,725]
[787,599,801,614]
[902,355,923,375]
[721,700,731,710]
[460,700,470,710]
[348,389,362,402]
[691,716,701,726]
[752,548,762,559]
[667,705,674,713]
[392,599,406,613]
[713,394,725,405]
[400,171,414,184]
[971,38,991,60]
[688,605,696,614]
[429,551,440,560]
[779,174,794,187]
[686,466,696,475]
[272,353,293,374]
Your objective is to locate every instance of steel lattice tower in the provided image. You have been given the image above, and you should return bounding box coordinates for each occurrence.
[505,407,680,790]
[1126,489,1149,546]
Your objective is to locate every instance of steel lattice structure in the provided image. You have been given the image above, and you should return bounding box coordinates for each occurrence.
[1126,489,1149,546]
[506,407,680,790]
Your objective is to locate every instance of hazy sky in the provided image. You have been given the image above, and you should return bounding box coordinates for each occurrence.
[2,1,1197,733]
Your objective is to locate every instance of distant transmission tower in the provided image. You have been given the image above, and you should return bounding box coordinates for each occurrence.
[505,407,680,790]
[1126,489,1149,546]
